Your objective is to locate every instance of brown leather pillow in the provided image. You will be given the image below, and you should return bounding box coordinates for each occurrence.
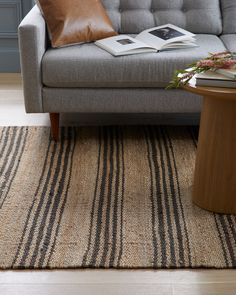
[36,0,117,48]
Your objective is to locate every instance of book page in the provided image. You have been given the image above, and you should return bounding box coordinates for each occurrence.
[95,35,156,55]
[136,24,195,50]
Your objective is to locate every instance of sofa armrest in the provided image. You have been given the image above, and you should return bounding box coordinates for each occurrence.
[18,5,46,113]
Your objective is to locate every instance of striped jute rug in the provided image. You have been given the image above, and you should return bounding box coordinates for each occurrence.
[0,126,235,269]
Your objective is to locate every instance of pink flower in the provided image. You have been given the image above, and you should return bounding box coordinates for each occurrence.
[218,59,236,69]
[196,60,215,68]
[196,56,236,70]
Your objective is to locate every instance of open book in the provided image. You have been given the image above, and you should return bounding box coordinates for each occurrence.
[95,24,197,56]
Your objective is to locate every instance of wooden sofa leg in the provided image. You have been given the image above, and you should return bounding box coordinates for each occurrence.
[49,113,60,141]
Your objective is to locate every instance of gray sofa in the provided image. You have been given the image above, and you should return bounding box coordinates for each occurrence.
[19,0,236,140]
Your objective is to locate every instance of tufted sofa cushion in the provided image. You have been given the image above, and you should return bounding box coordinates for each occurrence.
[101,0,222,35]
[221,0,236,34]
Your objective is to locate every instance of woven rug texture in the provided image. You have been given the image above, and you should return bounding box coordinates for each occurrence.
[0,126,235,269]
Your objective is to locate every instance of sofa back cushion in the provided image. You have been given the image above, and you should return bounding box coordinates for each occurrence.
[221,0,236,34]
[101,0,222,35]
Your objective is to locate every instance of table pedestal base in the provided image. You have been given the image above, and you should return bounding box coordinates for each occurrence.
[193,95,236,214]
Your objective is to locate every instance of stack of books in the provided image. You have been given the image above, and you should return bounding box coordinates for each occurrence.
[195,67,236,88]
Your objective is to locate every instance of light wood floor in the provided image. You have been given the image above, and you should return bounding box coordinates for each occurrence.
[0,74,235,295]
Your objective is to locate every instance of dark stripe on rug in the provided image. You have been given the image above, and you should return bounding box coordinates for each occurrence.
[0,127,11,164]
[227,215,236,246]
[28,129,66,267]
[0,127,7,149]
[45,128,77,265]
[29,128,74,267]
[160,127,184,266]
[145,127,164,267]
[216,215,236,267]
[155,127,176,267]
[0,127,7,162]
[0,127,17,179]
[161,127,189,266]
[0,127,28,209]
[18,138,58,267]
[99,127,115,267]
[109,127,121,267]
[89,127,109,266]
[38,127,76,267]
[214,214,230,267]
[12,132,53,267]
[165,128,192,267]
[82,128,102,266]
[117,127,125,267]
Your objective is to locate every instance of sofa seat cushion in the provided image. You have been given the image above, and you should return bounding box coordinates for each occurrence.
[220,35,236,52]
[42,35,227,88]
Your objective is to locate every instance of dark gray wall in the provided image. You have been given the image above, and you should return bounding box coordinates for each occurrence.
[0,0,34,73]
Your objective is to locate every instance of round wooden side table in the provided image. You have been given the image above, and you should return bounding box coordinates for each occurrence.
[183,81,236,214]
